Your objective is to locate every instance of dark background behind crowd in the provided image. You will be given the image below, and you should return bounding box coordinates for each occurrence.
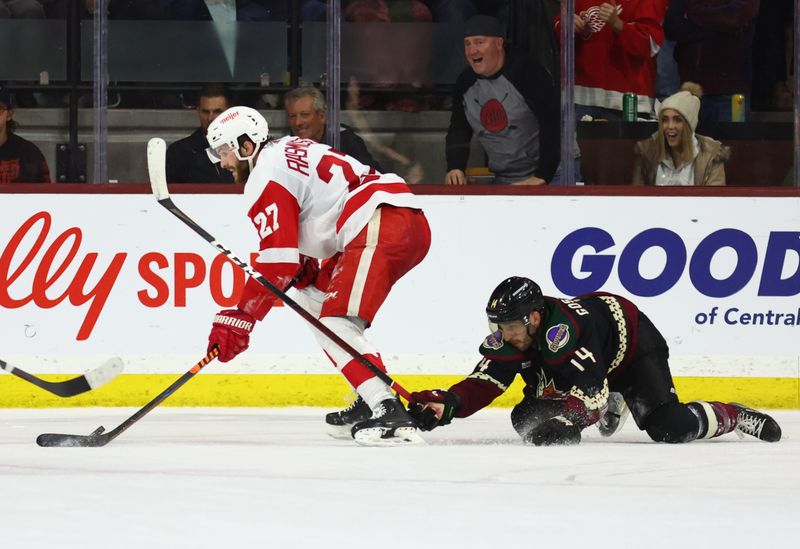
[0,0,796,186]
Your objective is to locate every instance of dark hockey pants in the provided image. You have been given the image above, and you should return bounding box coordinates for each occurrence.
[609,312,700,443]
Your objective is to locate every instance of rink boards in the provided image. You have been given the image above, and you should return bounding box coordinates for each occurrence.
[1,192,799,408]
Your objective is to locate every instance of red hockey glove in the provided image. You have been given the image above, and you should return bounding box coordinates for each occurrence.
[293,255,320,290]
[408,390,460,431]
[208,309,256,363]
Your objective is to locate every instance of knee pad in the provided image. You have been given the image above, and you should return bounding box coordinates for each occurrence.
[318,316,375,367]
[643,402,699,443]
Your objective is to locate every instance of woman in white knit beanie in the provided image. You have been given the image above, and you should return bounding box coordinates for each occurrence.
[632,82,730,186]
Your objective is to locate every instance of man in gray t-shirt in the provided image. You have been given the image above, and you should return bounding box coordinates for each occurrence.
[445,15,560,185]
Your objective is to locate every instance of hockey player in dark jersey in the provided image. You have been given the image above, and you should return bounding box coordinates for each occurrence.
[408,276,782,446]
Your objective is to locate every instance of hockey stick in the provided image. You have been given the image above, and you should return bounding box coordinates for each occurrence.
[36,349,218,447]
[1,357,123,398]
[146,137,412,401]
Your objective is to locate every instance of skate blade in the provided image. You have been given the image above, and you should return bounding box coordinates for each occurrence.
[326,424,356,440]
[352,426,426,447]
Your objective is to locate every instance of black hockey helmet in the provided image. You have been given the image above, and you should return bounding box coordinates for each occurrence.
[486,276,545,326]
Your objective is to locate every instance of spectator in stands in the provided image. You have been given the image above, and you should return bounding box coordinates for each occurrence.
[632,82,729,186]
[285,86,384,171]
[665,0,760,124]
[555,0,668,120]
[166,83,234,183]
[0,0,44,17]
[445,14,559,185]
[0,86,50,183]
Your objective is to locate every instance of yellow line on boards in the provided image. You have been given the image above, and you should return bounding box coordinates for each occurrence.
[1,375,798,408]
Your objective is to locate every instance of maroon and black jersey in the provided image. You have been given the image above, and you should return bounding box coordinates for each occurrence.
[447,292,640,428]
[0,133,50,184]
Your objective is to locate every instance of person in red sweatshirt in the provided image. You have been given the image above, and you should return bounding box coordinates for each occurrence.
[555,0,669,120]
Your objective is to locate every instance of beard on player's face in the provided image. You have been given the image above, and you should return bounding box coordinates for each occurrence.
[218,147,250,183]
[231,158,249,183]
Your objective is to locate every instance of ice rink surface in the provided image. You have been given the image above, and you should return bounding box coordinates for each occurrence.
[2,407,799,549]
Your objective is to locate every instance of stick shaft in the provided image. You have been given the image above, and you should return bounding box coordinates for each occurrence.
[103,348,219,442]
[36,350,218,447]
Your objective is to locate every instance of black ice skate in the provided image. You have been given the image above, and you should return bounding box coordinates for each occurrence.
[325,396,372,440]
[597,392,629,437]
[730,403,782,442]
[350,398,424,446]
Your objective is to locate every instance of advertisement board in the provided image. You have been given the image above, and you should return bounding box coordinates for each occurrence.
[1,193,798,406]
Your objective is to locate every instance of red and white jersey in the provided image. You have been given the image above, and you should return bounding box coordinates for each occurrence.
[555,0,668,112]
[243,136,419,279]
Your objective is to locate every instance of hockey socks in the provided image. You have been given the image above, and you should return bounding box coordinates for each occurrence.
[687,401,738,440]
[356,376,395,411]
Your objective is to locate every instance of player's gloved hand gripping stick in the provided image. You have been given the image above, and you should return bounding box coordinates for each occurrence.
[145,137,412,401]
[208,256,318,362]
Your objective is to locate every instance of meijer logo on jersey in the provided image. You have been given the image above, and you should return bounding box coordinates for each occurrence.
[551,227,800,298]
[0,212,260,341]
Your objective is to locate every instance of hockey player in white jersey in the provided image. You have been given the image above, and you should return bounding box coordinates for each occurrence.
[204,106,431,446]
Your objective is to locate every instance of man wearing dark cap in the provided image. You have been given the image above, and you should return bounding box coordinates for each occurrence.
[445,14,560,185]
[0,85,50,184]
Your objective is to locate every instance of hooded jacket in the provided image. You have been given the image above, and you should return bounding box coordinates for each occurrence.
[632,132,730,186]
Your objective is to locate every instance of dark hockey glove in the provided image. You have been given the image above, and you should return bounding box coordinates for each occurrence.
[524,415,582,446]
[208,309,255,363]
[407,390,460,431]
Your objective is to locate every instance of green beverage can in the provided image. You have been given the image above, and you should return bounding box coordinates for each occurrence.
[623,93,638,122]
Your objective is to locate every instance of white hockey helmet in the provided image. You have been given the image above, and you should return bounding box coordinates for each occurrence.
[206,106,269,163]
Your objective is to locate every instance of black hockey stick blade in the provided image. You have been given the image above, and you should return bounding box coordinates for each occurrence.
[36,349,218,448]
[0,357,124,398]
[37,426,110,448]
